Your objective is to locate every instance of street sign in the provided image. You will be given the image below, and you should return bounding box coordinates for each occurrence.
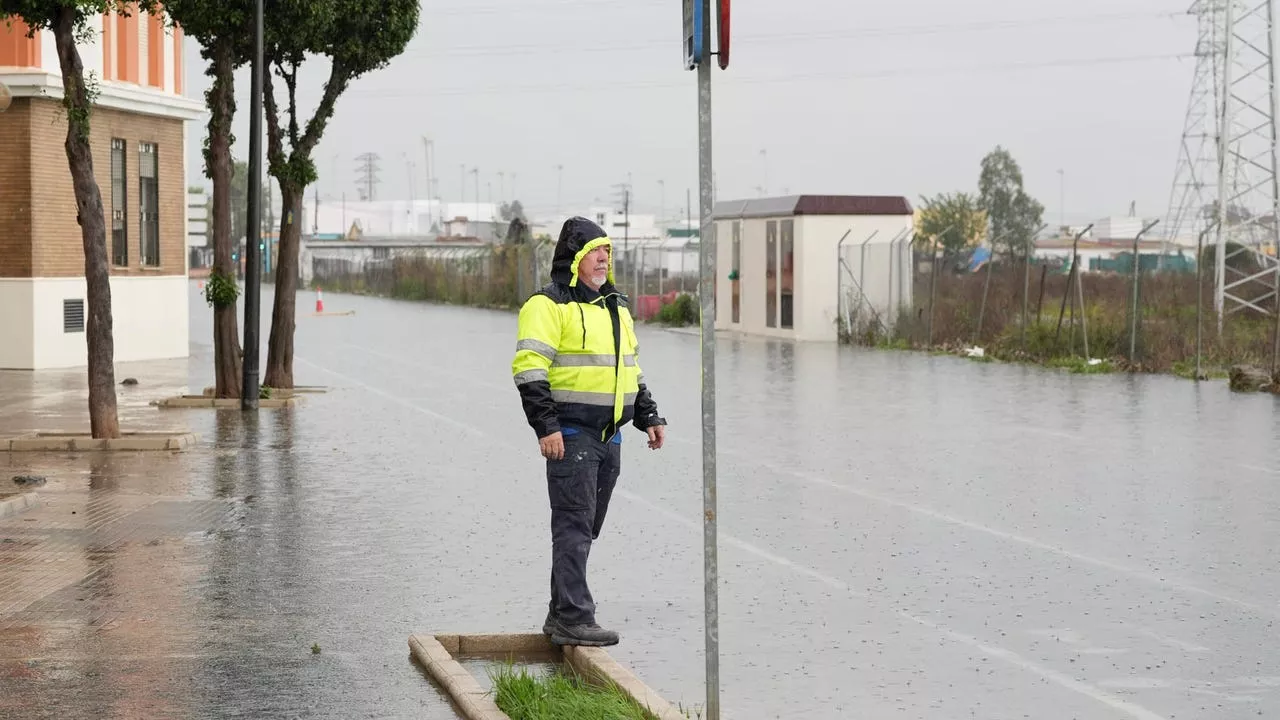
[717,0,730,69]
[683,0,704,70]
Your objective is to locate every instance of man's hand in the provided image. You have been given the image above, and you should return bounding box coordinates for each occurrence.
[646,425,666,450]
[540,431,565,460]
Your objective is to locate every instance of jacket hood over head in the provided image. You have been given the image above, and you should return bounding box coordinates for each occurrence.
[550,216,616,290]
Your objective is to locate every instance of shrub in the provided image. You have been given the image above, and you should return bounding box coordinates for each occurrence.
[654,293,699,326]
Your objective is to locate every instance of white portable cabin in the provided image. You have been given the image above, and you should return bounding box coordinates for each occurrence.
[713,195,915,342]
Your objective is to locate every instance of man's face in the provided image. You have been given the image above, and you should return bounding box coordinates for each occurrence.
[576,245,610,290]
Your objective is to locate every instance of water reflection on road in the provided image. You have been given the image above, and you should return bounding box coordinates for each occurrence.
[0,283,1276,719]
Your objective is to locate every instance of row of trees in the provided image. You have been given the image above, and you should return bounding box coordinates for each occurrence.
[0,0,418,436]
[914,147,1046,261]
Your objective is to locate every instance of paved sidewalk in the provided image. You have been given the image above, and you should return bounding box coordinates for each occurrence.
[0,350,469,719]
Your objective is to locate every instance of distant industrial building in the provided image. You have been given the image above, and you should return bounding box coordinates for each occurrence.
[713,195,915,342]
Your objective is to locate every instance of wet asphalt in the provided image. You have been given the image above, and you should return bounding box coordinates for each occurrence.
[1,281,1278,719]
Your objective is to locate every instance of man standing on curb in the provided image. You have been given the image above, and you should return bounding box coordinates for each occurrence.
[512,216,668,647]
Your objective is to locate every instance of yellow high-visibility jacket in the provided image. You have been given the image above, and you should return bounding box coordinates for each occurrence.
[512,217,666,442]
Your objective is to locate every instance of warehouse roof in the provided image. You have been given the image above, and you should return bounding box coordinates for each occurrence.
[713,194,913,220]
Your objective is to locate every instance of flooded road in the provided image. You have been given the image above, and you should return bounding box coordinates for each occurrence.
[3,282,1278,719]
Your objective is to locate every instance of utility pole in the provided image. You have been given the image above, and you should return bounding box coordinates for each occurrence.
[241,0,264,410]
[612,180,633,293]
[422,136,435,226]
[659,179,666,227]
[472,167,480,230]
[625,187,632,293]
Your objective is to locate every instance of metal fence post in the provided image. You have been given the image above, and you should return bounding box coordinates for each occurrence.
[924,224,955,348]
[886,237,897,340]
[927,238,939,347]
[1021,235,1032,351]
[1128,219,1160,367]
[1196,225,1206,379]
[857,232,875,335]
[901,236,914,337]
[974,229,1014,346]
[837,230,852,340]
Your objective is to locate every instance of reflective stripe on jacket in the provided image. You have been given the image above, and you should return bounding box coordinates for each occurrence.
[512,217,665,441]
[513,286,648,441]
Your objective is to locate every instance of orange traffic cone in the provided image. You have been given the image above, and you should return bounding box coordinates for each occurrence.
[315,287,324,314]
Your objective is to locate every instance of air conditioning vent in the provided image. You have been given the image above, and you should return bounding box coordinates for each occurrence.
[63,299,85,333]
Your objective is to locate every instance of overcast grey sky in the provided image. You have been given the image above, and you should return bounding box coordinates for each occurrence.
[182,0,1196,225]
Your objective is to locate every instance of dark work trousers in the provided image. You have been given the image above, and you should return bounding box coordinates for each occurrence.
[547,428,621,626]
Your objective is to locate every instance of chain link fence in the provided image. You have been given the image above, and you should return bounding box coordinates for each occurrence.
[839,239,1280,376]
[309,240,556,310]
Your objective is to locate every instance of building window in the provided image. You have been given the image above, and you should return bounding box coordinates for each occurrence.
[731,221,741,324]
[138,142,160,266]
[110,139,127,266]
[780,219,794,329]
[765,220,777,328]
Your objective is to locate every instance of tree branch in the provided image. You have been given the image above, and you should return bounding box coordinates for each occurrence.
[283,58,300,148]
[262,51,286,173]
[298,60,352,158]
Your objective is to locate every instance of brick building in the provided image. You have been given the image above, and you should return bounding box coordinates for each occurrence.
[0,10,202,370]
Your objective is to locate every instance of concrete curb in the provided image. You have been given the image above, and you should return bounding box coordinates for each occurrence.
[408,634,510,720]
[0,492,41,519]
[152,395,300,409]
[2,432,197,452]
[564,646,689,720]
[408,632,687,720]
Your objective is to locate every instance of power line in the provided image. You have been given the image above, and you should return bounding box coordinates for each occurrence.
[407,10,1181,58]
[350,53,1191,99]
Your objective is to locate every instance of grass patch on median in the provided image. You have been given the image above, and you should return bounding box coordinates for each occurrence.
[490,662,654,720]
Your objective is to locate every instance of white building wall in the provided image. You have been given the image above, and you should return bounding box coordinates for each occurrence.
[0,281,36,369]
[39,28,57,75]
[137,12,149,87]
[0,277,188,370]
[163,23,176,94]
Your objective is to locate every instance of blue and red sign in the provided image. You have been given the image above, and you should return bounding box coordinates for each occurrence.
[684,0,729,70]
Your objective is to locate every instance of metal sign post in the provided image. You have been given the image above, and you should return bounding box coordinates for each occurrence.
[241,0,264,410]
[688,1,727,717]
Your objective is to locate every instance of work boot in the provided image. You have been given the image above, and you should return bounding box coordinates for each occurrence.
[548,619,619,647]
[542,610,555,637]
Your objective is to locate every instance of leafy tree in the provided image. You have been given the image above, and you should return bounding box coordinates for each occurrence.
[914,192,986,259]
[978,146,1045,258]
[0,0,126,437]
[164,0,251,398]
[500,199,526,223]
[262,0,420,388]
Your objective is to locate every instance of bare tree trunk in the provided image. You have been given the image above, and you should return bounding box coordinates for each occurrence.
[263,184,302,389]
[54,9,119,439]
[207,40,242,398]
